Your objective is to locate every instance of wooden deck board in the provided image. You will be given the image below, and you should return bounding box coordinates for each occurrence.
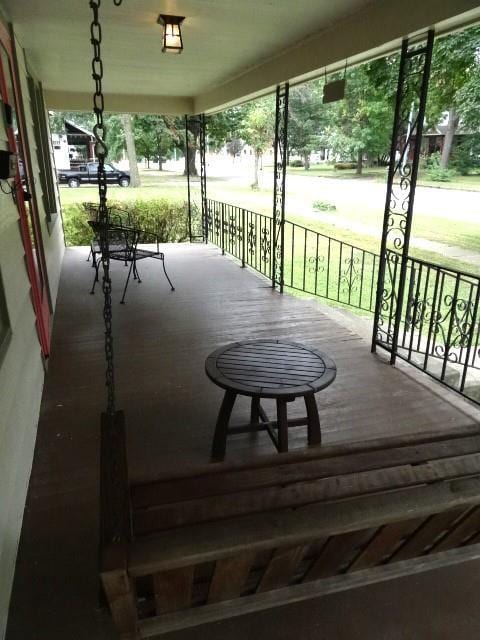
[7,244,480,640]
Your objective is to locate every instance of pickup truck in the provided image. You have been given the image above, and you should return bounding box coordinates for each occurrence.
[57,162,130,188]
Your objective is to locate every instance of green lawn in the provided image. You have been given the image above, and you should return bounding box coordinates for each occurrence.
[287,164,480,191]
[59,172,190,206]
[59,168,479,275]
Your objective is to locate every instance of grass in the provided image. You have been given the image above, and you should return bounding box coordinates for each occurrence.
[287,163,480,191]
[59,168,479,274]
[293,213,477,275]
[58,172,189,206]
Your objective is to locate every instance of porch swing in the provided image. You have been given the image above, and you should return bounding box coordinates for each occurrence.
[92,6,480,639]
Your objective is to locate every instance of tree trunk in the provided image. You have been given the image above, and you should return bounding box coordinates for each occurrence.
[303,152,310,170]
[440,108,459,169]
[356,150,363,175]
[120,114,140,187]
[158,149,163,171]
[252,152,260,188]
[146,156,150,169]
[184,142,198,176]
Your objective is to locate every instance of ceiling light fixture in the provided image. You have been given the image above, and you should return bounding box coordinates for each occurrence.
[157,14,185,54]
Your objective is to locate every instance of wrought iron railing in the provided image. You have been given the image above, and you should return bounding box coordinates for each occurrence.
[380,250,480,403]
[206,200,274,280]
[282,220,379,313]
[205,198,480,405]
[205,199,378,313]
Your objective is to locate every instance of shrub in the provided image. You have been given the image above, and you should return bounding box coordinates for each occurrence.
[425,152,455,182]
[62,198,189,246]
[334,162,357,170]
[312,199,336,212]
[451,138,480,176]
[289,159,304,168]
[62,204,95,247]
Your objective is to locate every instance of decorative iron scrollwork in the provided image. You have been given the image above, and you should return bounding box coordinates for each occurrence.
[272,83,289,290]
[261,227,271,264]
[213,207,220,243]
[247,222,256,260]
[308,255,325,274]
[340,256,361,296]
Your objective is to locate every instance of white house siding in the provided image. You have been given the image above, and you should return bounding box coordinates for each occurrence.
[0,22,64,639]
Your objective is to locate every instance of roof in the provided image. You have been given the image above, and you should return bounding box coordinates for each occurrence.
[64,120,94,138]
[2,0,480,114]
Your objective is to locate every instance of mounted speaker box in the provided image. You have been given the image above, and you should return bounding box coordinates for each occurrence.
[0,149,17,180]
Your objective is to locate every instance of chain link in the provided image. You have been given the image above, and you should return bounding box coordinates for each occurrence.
[89,0,123,414]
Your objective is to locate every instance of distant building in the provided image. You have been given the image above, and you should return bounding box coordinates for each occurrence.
[52,120,96,169]
[421,124,471,156]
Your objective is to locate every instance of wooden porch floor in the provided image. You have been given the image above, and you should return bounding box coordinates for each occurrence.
[7,244,480,639]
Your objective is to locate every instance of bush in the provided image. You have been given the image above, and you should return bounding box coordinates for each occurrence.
[425,152,455,182]
[334,162,357,170]
[312,199,336,212]
[62,198,189,246]
[451,138,480,176]
[289,159,304,168]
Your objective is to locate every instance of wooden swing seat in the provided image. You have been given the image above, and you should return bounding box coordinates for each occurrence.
[100,414,480,639]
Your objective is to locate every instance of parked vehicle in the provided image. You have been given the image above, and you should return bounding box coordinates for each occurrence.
[57,162,130,188]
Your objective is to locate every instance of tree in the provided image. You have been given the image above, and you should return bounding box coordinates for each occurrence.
[207,107,245,151]
[120,114,140,187]
[241,97,275,188]
[288,82,326,169]
[134,115,180,169]
[48,111,96,134]
[427,25,480,169]
[226,138,244,159]
[105,114,126,161]
[184,117,200,176]
[326,59,397,174]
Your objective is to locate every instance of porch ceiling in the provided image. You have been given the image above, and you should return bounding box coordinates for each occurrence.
[2,0,480,114]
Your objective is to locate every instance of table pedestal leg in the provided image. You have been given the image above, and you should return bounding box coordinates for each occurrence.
[211,391,237,462]
[250,397,260,423]
[305,392,321,446]
[249,397,261,441]
[276,399,288,453]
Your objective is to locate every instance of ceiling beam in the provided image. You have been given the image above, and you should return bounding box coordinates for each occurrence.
[43,90,194,115]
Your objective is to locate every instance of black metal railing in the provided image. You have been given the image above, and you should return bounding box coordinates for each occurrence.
[205,198,480,406]
[206,200,274,280]
[282,220,378,313]
[206,198,378,313]
[382,251,480,403]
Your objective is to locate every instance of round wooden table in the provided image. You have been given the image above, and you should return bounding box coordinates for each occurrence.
[205,339,336,460]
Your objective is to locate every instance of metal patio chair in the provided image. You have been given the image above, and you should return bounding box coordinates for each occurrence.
[89,221,175,304]
[84,203,131,265]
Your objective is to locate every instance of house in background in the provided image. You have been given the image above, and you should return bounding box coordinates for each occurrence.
[51,120,96,170]
[422,123,473,155]
[1,1,480,639]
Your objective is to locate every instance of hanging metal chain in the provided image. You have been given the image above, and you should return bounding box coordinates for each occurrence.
[89,0,123,414]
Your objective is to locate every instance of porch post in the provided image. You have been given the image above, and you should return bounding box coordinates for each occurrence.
[185,115,192,242]
[372,31,434,363]
[272,83,289,292]
[199,113,208,243]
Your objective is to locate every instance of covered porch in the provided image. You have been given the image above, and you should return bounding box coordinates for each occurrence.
[6,243,480,638]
